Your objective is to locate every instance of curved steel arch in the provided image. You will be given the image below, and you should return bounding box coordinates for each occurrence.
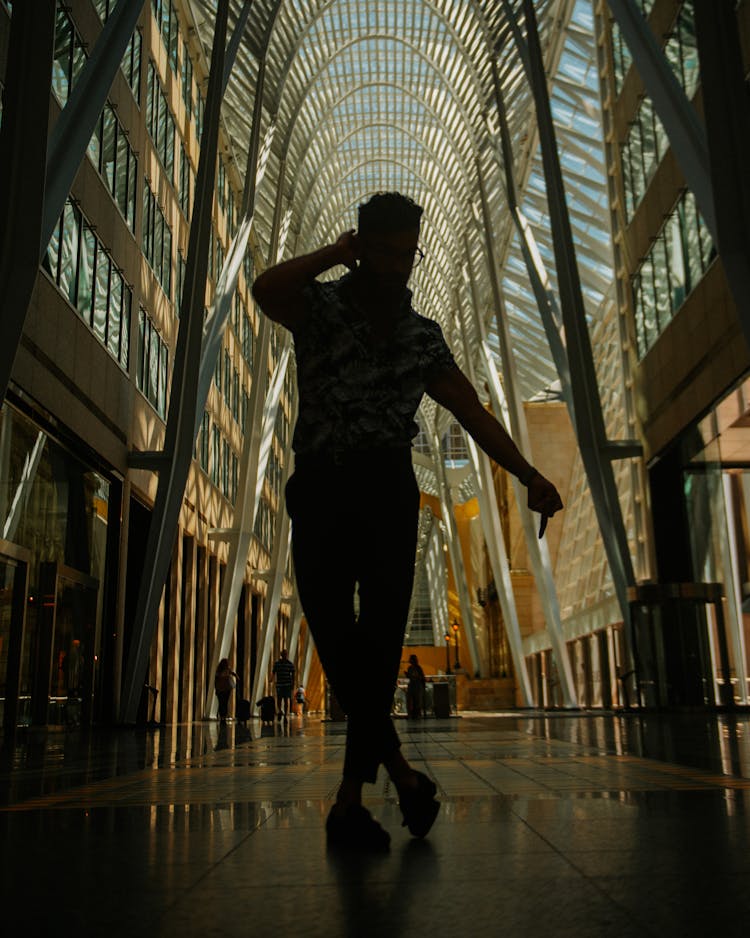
[293,121,470,224]
[265,0,492,116]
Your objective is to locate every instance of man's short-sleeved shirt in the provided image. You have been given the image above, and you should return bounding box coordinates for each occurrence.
[273,658,295,688]
[290,273,455,457]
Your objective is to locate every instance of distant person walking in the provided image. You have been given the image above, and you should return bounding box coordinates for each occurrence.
[272,649,295,720]
[405,654,426,719]
[214,658,238,725]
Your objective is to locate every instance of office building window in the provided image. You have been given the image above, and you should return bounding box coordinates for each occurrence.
[241,388,250,433]
[175,251,186,318]
[87,104,138,232]
[632,188,715,358]
[179,144,192,219]
[242,309,254,368]
[137,308,169,418]
[44,199,131,371]
[142,181,173,300]
[211,425,221,487]
[52,5,85,106]
[151,0,179,73]
[199,411,210,470]
[217,159,226,212]
[181,41,193,120]
[146,61,176,183]
[89,3,143,102]
[231,453,239,504]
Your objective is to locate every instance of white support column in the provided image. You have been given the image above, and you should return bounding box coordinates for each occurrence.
[472,161,580,706]
[301,638,314,694]
[425,519,450,648]
[455,290,534,705]
[286,596,304,661]
[250,500,293,710]
[424,409,482,677]
[204,343,291,716]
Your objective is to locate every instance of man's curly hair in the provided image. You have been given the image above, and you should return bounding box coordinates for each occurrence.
[358,191,423,235]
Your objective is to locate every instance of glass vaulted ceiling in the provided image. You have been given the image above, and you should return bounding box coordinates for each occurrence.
[186,0,614,405]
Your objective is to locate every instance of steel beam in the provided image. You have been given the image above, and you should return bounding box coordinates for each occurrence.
[423,409,482,677]
[193,54,267,446]
[512,0,637,673]
[455,294,534,705]
[120,0,230,722]
[204,341,291,716]
[249,457,293,711]
[693,0,750,351]
[42,0,146,251]
[0,0,55,402]
[471,182,578,708]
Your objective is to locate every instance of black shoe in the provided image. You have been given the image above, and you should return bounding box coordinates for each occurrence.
[326,803,390,852]
[398,771,440,838]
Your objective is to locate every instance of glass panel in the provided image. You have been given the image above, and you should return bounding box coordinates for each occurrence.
[639,256,658,352]
[137,308,148,392]
[652,236,671,331]
[163,225,172,299]
[71,38,86,89]
[149,328,160,407]
[681,191,702,294]
[639,99,656,183]
[108,268,123,358]
[665,210,686,311]
[697,201,716,271]
[121,290,131,370]
[77,226,96,322]
[628,119,645,207]
[127,152,138,231]
[158,345,167,417]
[116,131,129,217]
[59,201,80,307]
[43,216,62,284]
[679,7,699,96]
[102,106,117,193]
[88,113,102,169]
[48,577,97,726]
[130,30,142,103]
[93,248,110,343]
[52,9,72,104]
[154,205,164,283]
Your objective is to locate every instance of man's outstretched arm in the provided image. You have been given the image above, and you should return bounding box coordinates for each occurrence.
[426,364,564,536]
[252,231,359,330]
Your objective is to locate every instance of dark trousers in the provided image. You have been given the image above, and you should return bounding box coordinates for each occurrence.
[216,690,230,720]
[285,448,420,783]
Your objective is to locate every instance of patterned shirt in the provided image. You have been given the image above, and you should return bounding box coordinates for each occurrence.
[290,273,455,456]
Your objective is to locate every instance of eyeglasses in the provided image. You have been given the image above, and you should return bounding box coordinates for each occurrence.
[364,243,426,266]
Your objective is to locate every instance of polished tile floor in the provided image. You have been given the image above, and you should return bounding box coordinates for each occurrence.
[2,711,750,937]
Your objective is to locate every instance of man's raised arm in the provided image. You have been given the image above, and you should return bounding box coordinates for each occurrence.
[427,363,564,536]
[251,231,359,330]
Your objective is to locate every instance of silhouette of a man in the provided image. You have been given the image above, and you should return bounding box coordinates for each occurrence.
[253,192,562,849]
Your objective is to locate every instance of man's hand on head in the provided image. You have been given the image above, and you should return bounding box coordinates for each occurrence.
[334,230,360,270]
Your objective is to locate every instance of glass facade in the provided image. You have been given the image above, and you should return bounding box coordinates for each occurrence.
[136,308,169,419]
[631,189,715,357]
[44,200,132,371]
[142,181,173,300]
[0,404,109,727]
